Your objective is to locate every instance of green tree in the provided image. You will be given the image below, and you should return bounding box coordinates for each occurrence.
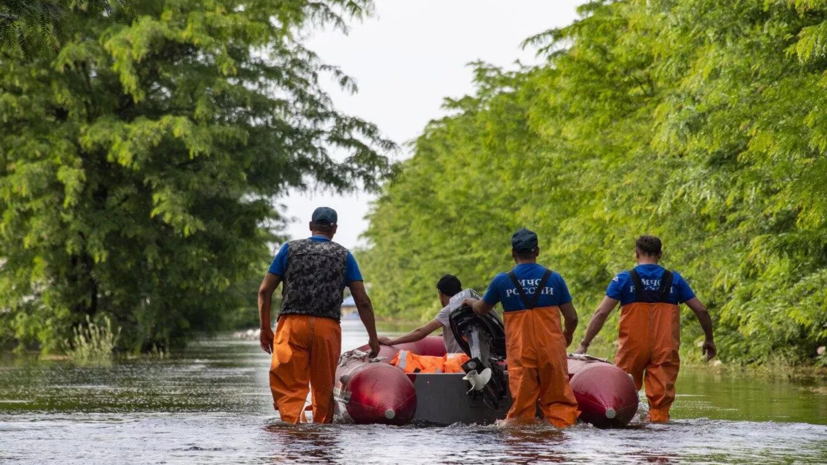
[0,1,117,56]
[362,0,827,365]
[0,0,393,352]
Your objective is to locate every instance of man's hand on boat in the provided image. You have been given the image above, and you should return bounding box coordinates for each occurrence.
[461,297,493,315]
[573,343,588,355]
[368,337,380,358]
[260,326,275,354]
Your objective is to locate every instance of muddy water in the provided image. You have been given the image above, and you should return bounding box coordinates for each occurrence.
[1,321,825,464]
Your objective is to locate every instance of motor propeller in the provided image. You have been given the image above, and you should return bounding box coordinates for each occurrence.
[448,289,508,410]
[462,367,493,393]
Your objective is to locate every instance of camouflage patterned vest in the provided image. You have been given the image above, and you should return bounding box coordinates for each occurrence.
[279,238,348,320]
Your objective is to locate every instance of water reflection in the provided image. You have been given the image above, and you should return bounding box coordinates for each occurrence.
[636,454,675,464]
[499,424,568,463]
[263,423,345,464]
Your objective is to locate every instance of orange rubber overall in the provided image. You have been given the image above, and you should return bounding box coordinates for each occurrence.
[269,315,341,424]
[614,302,680,422]
[504,307,580,428]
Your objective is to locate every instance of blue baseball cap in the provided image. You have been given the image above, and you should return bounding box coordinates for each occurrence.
[311,206,338,225]
[511,228,538,251]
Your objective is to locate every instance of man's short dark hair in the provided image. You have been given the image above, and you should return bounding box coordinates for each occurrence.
[311,222,334,234]
[635,235,662,256]
[514,249,537,260]
[436,274,462,297]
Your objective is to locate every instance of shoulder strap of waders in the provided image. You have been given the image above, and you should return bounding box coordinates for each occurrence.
[629,268,645,301]
[507,268,553,310]
[659,270,674,303]
[630,268,675,303]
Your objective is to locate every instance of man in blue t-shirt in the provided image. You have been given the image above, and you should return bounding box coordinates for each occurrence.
[464,228,580,428]
[257,207,379,424]
[575,235,716,422]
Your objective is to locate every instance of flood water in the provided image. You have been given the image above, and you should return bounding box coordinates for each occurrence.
[1,320,826,464]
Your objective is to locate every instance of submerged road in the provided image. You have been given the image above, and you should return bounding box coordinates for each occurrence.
[0,321,825,464]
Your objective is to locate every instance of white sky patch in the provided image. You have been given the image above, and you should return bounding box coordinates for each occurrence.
[282,0,583,249]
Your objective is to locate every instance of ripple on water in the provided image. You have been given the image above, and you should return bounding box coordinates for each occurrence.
[1,331,826,464]
[1,413,826,464]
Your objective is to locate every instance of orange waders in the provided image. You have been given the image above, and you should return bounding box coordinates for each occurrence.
[269,315,341,424]
[504,270,580,428]
[614,269,680,423]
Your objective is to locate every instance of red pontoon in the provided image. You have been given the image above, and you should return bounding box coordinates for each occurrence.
[334,291,638,428]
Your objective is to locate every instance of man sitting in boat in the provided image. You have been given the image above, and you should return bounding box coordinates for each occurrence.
[575,235,717,422]
[463,228,581,428]
[378,274,466,353]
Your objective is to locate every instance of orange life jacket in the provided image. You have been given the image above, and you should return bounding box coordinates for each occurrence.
[444,352,470,373]
[389,351,470,374]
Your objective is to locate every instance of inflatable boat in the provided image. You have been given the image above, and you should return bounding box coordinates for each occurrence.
[334,290,638,428]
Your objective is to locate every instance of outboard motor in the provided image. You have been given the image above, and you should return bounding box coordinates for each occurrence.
[447,289,507,410]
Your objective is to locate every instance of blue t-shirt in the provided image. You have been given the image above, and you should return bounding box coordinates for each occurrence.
[268,235,363,283]
[482,263,572,312]
[606,264,695,306]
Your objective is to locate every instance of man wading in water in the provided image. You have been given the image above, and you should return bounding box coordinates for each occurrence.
[575,235,716,422]
[463,228,581,428]
[258,207,380,424]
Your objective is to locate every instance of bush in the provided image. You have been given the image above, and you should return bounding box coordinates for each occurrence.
[64,315,121,366]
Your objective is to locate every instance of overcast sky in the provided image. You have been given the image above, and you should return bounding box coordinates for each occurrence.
[281,0,584,249]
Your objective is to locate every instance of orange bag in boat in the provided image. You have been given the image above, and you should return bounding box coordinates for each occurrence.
[389,351,470,374]
[443,353,471,373]
[390,350,445,373]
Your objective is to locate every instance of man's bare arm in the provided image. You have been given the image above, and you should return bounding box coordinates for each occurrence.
[684,297,717,361]
[349,281,380,357]
[558,301,579,347]
[574,296,619,354]
[379,319,442,346]
[258,273,281,354]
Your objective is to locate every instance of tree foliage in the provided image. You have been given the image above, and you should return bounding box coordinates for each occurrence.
[0,1,119,56]
[0,0,392,352]
[362,0,827,365]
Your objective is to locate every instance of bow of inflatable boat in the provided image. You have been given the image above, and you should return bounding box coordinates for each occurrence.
[335,351,417,425]
[567,355,639,428]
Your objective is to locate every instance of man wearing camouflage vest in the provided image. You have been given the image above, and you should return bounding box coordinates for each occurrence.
[258,207,380,424]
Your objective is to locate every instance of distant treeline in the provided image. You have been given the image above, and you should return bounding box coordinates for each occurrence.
[360,0,827,365]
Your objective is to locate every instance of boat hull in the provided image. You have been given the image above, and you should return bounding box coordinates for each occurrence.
[408,372,512,424]
[335,336,638,428]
